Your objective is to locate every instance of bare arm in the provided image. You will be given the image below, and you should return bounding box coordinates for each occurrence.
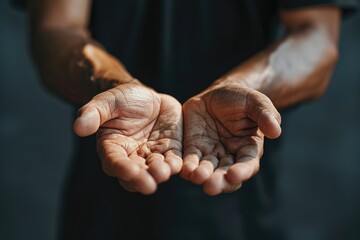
[181,6,341,195]
[216,6,340,108]
[28,0,135,104]
[28,0,183,194]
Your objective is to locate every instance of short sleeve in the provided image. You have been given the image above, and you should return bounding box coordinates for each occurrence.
[277,0,359,18]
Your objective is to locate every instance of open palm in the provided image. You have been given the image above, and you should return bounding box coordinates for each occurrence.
[181,84,281,195]
[74,83,182,194]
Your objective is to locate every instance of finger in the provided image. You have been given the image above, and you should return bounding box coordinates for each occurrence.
[246,91,282,139]
[229,154,260,183]
[146,153,171,183]
[73,105,104,137]
[226,138,262,183]
[203,168,242,196]
[190,155,218,185]
[73,92,114,137]
[128,155,147,168]
[180,146,202,180]
[257,109,281,139]
[74,86,160,137]
[132,169,157,195]
[118,179,137,192]
[101,153,142,181]
[147,140,183,174]
[164,150,183,175]
[218,155,234,169]
[226,158,260,184]
[98,141,141,181]
[148,159,171,183]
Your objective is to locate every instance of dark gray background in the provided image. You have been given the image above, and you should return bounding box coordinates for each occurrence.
[0,1,359,239]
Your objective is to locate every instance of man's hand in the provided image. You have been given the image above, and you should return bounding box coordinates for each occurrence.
[73,83,183,194]
[180,83,281,196]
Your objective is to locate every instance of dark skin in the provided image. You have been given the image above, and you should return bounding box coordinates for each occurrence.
[28,0,340,195]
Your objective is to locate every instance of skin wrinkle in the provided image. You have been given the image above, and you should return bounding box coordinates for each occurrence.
[147,97,180,141]
[107,89,119,119]
[101,111,154,138]
[184,132,219,146]
[193,138,217,156]
[92,85,182,177]
[216,113,254,137]
[244,87,253,117]
[147,139,181,153]
[209,87,260,138]
[99,134,139,156]
[214,120,240,151]
[148,107,172,140]
[114,86,158,123]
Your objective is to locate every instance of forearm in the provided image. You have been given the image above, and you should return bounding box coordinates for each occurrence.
[30,27,95,103]
[215,7,340,109]
[28,0,136,104]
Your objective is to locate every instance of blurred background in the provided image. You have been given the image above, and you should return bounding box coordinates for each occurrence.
[0,0,359,239]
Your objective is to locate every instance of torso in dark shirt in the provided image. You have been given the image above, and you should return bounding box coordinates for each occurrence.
[64,2,283,240]
[89,0,277,101]
[62,1,357,239]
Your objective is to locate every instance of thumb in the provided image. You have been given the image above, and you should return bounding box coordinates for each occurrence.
[73,95,112,137]
[246,90,282,139]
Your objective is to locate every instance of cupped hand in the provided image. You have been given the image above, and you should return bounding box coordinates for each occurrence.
[180,83,281,196]
[73,83,183,194]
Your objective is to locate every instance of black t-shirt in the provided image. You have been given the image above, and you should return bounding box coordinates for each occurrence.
[60,2,359,240]
[89,0,357,102]
[34,1,356,239]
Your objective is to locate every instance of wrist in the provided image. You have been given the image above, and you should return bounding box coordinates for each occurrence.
[202,76,252,97]
[209,52,273,96]
[82,44,140,93]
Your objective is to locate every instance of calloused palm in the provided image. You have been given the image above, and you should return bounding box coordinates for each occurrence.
[180,84,281,196]
[74,83,183,194]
